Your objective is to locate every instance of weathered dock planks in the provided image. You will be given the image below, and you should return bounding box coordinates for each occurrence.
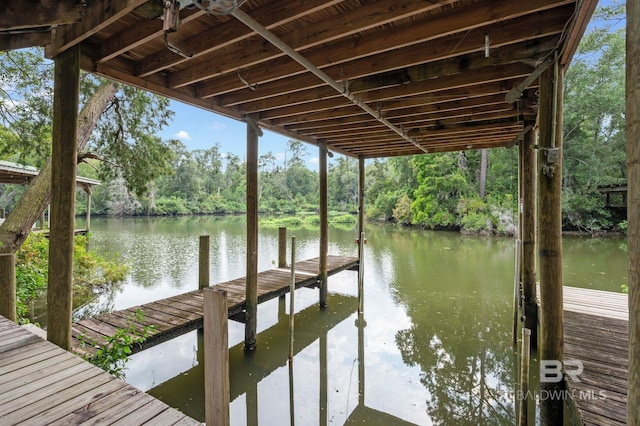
[71,255,358,356]
[0,315,200,425]
[553,286,628,425]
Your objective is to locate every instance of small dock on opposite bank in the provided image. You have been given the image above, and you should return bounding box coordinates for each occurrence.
[0,315,200,425]
[559,286,628,425]
[71,255,358,357]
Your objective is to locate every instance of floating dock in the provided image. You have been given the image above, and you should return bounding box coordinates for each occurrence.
[71,255,358,356]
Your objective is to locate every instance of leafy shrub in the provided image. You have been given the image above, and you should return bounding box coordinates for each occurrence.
[77,309,154,378]
[15,233,128,323]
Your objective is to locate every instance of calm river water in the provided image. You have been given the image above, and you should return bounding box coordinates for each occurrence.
[69,216,626,425]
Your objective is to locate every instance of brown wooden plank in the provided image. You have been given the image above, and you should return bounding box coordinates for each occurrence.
[109,309,174,332]
[0,339,54,367]
[0,361,98,410]
[20,378,127,425]
[0,351,70,382]
[120,306,188,328]
[0,370,114,424]
[48,386,145,425]
[143,301,201,322]
[109,398,173,425]
[140,407,193,425]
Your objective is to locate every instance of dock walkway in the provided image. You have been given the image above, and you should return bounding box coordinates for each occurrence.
[555,286,628,425]
[0,315,199,425]
[71,255,358,356]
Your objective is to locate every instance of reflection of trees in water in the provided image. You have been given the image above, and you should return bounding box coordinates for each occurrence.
[71,283,119,321]
[395,295,515,425]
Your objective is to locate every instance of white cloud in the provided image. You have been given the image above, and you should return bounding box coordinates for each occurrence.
[174,130,191,140]
[309,157,319,164]
[211,121,227,130]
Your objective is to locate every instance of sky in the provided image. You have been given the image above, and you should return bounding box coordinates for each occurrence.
[157,0,621,171]
[157,100,321,170]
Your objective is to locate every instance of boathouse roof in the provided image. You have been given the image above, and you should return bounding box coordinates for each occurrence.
[1,0,597,157]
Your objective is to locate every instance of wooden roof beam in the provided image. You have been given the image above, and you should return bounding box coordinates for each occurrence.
[0,31,51,51]
[219,31,559,110]
[46,0,149,58]
[95,8,205,64]
[247,62,532,119]
[0,0,85,31]
[167,0,455,88]
[194,1,572,98]
[269,81,517,124]
[133,0,345,77]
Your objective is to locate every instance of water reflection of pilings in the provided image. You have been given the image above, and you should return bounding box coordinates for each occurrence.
[149,293,357,422]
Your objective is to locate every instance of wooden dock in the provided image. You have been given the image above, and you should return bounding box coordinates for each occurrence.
[71,255,358,356]
[555,286,628,425]
[0,315,199,425]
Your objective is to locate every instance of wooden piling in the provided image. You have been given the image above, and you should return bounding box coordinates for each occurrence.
[204,288,230,426]
[537,57,564,424]
[245,115,259,351]
[512,239,521,343]
[522,125,538,348]
[0,253,16,322]
[358,232,365,314]
[319,144,328,308]
[519,328,531,426]
[47,44,80,351]
[627,1,640,421]
[289,236,296,360]
[357,156,365,313]
[199,235,210,289]
[278,227,287,268]
[85,188,92,233]
[357,156,365,259]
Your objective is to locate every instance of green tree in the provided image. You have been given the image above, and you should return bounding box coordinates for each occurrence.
[562,24,626,230]
[0,48,176,252]
[411,153,470,229]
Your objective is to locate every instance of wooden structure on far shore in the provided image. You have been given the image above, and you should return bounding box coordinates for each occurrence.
[0,315,200,425]
[71,256,358,357]
[0,160,99,232]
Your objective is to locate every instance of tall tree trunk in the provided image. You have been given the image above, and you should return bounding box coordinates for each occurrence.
[0,81,119,254]
[479,148,488,200]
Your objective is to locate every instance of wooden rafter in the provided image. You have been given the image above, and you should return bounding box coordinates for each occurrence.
[5,0,595,158]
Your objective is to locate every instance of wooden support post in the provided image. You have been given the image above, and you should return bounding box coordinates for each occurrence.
[357,156,365,260]
[512,239,521,343]
[85,188,92,233]
[199,235,210,289]
[289,236,296,360]
[357,156,365,313]
[278,227,287,268]
[519,328,531,426]
[204,288,230,426]
[358,232,365,314]
[245,115,259,351]
[537,58,564,424]
[0,208,5,219]
[40,211,45,230]
[0,253,16,322]
[47,44,80,351]
[319,143,328,308]
[522,124,538,348]
[627,1,640,421]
